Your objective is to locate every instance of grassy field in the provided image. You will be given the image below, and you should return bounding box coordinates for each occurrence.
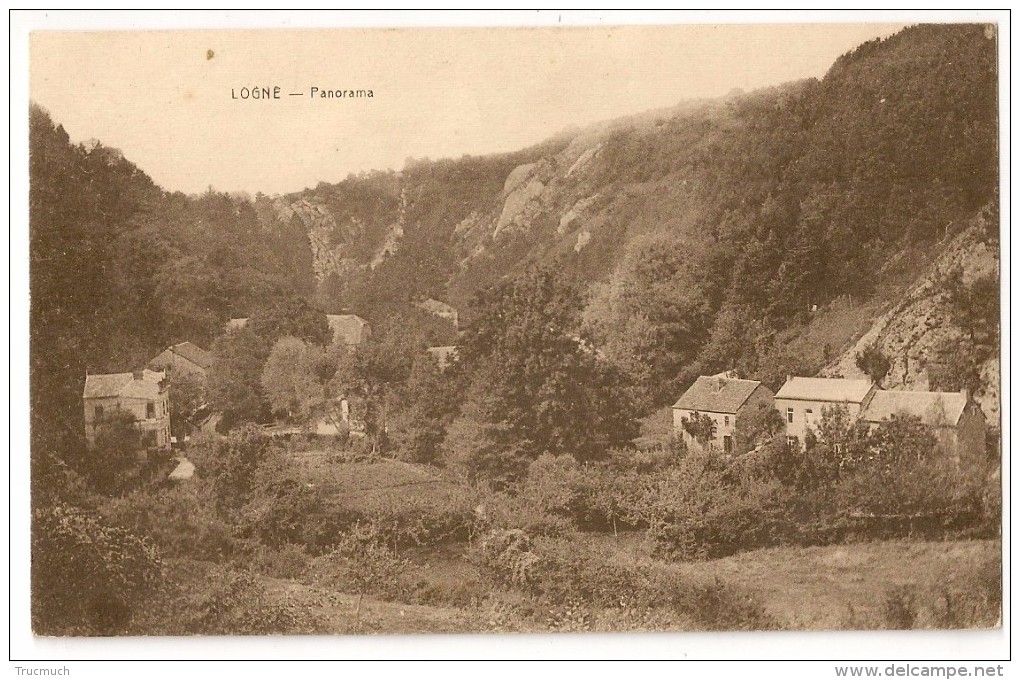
[245,534,1000,634]
[672,539,1000,630]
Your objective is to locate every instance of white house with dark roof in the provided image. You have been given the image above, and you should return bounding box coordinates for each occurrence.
[672,375,775,454]
[83,369,171,450]
[774,377,877,447]
[861,389,986,462]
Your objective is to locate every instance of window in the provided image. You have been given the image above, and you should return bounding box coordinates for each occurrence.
[724,416,730,427]
[723,436,733,453]
[787,407,794,424]
[806,408,813,417]
[787,435,799,448]
[146,402,155,419]
[94,405,104,420]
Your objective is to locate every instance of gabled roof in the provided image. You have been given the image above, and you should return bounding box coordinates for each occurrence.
[326,314,370,345]
[169,341,213,369]
[775,377,874,404]
[862,390,973,428]
[673,376,765,414]
[83,369,166,400]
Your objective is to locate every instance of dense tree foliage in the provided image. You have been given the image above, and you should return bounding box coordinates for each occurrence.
[30,104,314,472]
[207,329,270,429]
[451,269,640,479]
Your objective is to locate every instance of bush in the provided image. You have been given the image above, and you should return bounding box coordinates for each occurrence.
[96,485,235,561]
[132,561,322,635]
[33,504,163,635]
[241,541,313,580]
[471,530,777,631]
[188,426,282,512]
[628,451,790,559]
[313,526,415,600]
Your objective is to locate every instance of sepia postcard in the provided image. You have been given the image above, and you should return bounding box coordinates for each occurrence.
[13,10,1008,666]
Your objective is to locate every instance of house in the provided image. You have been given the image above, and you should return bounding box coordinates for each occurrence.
[417,298,459,331]
[83,369,171,451]
[774,377,877,446]
[774,377,877,448]
[426,345,458,371]
[148,341,213,379]
[326,314,372,346]
[672,375,775,454]
[861,389,986,462]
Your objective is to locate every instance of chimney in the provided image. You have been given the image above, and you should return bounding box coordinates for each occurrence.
[960,388,969,402]
[132,370,144,381]
[786,374,792,384]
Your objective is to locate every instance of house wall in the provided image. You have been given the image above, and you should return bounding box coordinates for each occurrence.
[673,408,738,453]
[775,394,873,446]
[84,394,171,449]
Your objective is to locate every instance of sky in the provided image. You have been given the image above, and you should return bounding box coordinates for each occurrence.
[29,19,911,196]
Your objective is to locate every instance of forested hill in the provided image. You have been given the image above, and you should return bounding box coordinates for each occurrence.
[30,23,999,450]
[266,23,998,405]
[29,105,317,444]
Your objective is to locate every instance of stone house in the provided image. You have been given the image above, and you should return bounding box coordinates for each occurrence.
[860,389,987,462]
[774,377,878,448]
[148,341,213,379]
[83,369,171,450]
[672,376,775,454]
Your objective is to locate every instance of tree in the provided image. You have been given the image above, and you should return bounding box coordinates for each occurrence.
[733,402,786,455]
[390,351,464,464]
[248,296,331,347]
[457,268,640,470]
[207,329,270,428]
[86,407,143,494]
[260,337,326,425]
[855,342,892,385]
[867,413,940,467]
[188,424,281,511]
[330,338,414,453]
[808,403,871,470]
[168,369,205,438]
[680,411,716,447]
[584,234,717,407]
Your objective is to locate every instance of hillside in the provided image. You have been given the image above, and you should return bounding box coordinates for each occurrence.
[29,23,1000,453]
[262,23,998,409]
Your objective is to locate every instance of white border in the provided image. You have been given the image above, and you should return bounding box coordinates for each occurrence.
[7,9,1012,670]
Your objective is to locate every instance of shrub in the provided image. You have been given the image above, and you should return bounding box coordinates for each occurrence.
[95,485,235,561]
[471,531,778,631]
[32,504,163,635]
[132,561,322,635]
[630,451,790,559]
[241,541,313,580]
[313,526,415,600]
[188,425,282,512]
